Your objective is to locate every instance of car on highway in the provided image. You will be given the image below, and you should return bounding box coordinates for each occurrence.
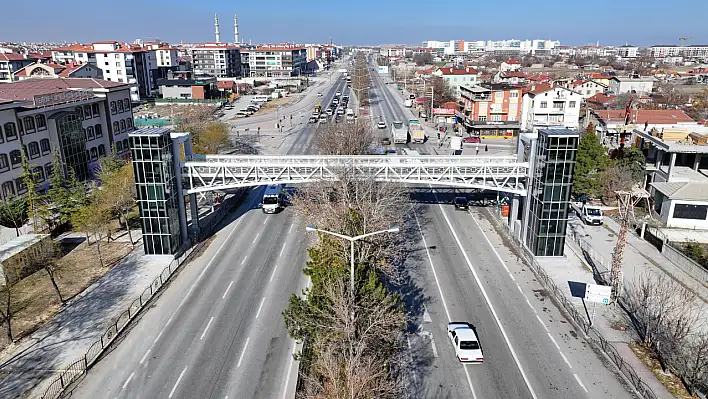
[377,121,386,129]
[336,108,345,115]
[326,108,334,116]
[240,108,255,115]
[335,91,341,97]
[309,116,318,123]
[235,111,250,118]
[453,197,469,211]
[447,322,483,363]
[332,98,339,105]
[319,114,328,123]
[317,92,323,96]
[463,136,481,144]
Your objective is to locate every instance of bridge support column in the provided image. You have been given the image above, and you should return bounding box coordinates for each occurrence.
[171,137,189,247]
[509,196,520,237]
[190,193,200,238]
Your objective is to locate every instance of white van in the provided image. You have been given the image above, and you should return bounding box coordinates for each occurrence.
[252,95,271,103]
[262,184,284,214]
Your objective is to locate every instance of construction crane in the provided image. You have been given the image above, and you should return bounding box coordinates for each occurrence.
[679,36,696,46]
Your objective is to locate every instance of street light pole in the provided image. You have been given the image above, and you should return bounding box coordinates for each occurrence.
[305,225,400,296]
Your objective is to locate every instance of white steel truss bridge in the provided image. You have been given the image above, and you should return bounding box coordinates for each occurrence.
[182,155,530,196]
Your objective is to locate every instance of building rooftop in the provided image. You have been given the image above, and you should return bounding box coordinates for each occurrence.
[651,182,708,201]
[539,128,579,137]
[0,234,50,263]
[0,78,129,103]
[595,109,694,125]
[129,127,172,137]
[633,129,708,154]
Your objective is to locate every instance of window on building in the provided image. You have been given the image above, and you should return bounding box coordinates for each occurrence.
[92,103,100,116]
[123,99,130,110]
[10,150,21,167]
[98,144,106,157]
[45,163,53,179]
[2,181,15,197]
[126,118,133,129]
[28,142,40,158]
[120,120,126,132]
[87,126,95,140]
[116,140,123,152]
[24,117,36,133]
[491,115,502,121]
[33,166,45,183]
[90,147,98,161]
[673,203,708,220]
[569,101,577,108]
[75,106,84,120]
[95,124,103,137]
[83,128,87,140]
[15,178,27,194]
[113,121,120,134]
[540,101,547,108]
[552,101,565,110]
[36,115,46,130]
[110,101,117,114]
[478,115,487,121]
[0,154,8,170]
[84,105,92,119]
[510,91,519,98]
[40,138,50,154]
[117,100,124,113]
[122,139,129,150]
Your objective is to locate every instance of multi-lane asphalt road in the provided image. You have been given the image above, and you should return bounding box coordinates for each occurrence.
[72,59,635,399]
[70,73,349,399]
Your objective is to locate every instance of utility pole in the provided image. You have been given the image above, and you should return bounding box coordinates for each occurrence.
[610,189,650,303]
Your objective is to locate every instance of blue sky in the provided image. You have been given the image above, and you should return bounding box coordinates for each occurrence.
[2,0,707,46]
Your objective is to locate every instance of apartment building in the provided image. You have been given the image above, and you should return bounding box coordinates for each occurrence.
[617,45,639,58]
[609,76,655,95]
[459,84,522,137]
[520,84,582,131]
[143,42,180,87]
[0,78,135,199]
[432,66,478,98]
[563,79,607,99]
[248,45,306,78]
[0,53,51,83]
[651,45,708,59]
[188,43,242,78]
[51,42,153,101]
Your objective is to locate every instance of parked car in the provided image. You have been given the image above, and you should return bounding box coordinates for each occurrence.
[377,121,386,129]
[235,112,250,118]
[309,116,318,123]
[463,136,481,144]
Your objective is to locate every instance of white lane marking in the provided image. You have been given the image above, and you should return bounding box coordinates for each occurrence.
[153,331,163,343]
[223,281,234,299]
[413,212,452,321]
[165,314,175,327]
[269,264,279,282]
[263,218,267,225]
[168,366,188,398]
[547,333,560,350]
[256,297,266,319]
[237,337,250,367]
[560,351,572,368]
[288,224,293,234]
[252,232,260,244]
[430,337,439,358]
[139,349,151,364]
[282,342,297,399]
[441,201,539,399]
[279,244,287,257]
[525,297,533,308]
[200,317,215,340]
[574,374,588,393]
[536,314,545,325]
[122,372,135,389]
[516,284,523,294]
[413,211,477,399]
[241,255,248,265]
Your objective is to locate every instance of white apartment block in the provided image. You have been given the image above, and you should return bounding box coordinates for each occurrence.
[51,42,155,101]
[521,85,582,132]
[0,78,135,199]
[617,45,639,58]
[609,76,655,95]
[567,80,607,99]
[651,45,708,59]
[248,45,306,78]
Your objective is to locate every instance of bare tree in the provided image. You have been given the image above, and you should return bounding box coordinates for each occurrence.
[672,332,708,394]
[315,119,375,156]
[600,164,636,204]
[25,241,64,303]
[290,172,408,279]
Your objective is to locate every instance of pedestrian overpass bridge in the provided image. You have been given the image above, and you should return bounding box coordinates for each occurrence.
[182,154,530,196]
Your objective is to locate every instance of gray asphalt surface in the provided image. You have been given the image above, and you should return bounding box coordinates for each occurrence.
[69,72,348,399]
[368,63,634,398]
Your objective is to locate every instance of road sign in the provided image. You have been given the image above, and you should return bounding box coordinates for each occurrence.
[585,284,611,304]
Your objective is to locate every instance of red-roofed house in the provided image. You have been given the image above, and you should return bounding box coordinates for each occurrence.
[585,109,699,144]
[432,66,478,98]
[500,59,521,72]
[565,79,607,99]
[520,85,583,131]
[586,93,617,109]
[13,61,101,81]
[0,53,51,83]
[493,71,527,85]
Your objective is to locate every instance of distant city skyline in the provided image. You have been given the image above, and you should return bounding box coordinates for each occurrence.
[1,0,706,47]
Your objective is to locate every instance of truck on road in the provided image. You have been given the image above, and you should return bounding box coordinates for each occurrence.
[391,121,408,144]
[408,119,425,144]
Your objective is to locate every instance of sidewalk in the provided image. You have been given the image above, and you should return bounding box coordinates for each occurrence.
[486,210,673,399]
[0,246,172,399]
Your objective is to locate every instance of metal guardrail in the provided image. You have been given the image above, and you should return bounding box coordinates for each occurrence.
[486,209,658,399]
[40,246,196,399]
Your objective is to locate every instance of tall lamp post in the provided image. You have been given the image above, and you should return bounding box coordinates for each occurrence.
[305,225,400,295]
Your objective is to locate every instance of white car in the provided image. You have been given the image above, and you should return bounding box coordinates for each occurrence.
[377,121,386,129]
[447,322,483,363]
[335,91,342,96]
